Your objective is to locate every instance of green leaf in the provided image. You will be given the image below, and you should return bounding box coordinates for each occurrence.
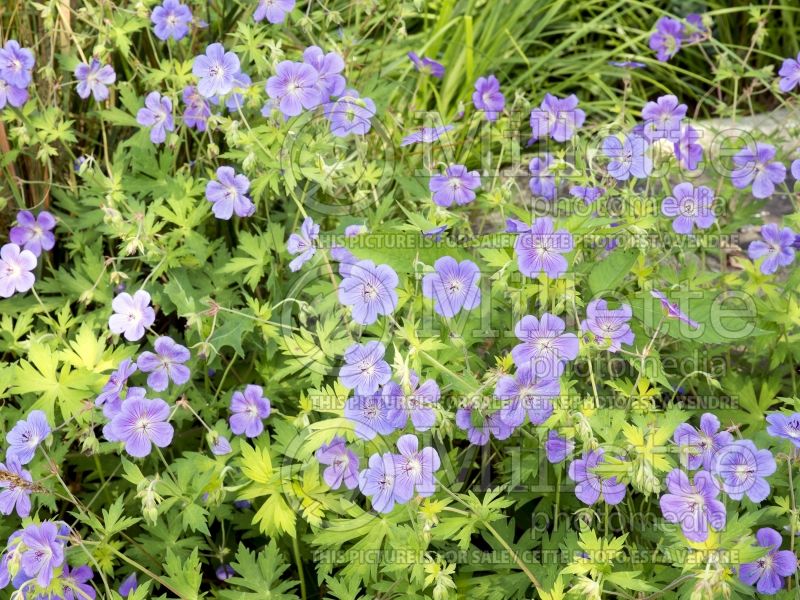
[588,249,638,295]
[218,541,299,599]
[163,548,203,600]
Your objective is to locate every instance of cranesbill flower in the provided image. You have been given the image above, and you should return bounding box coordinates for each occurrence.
[641,94,687,142]
[316,436,359,490]
[339,341,391,395]
[118,573,138,596]
[602,134,652,180]
[778,53,800,93]
[136,92,174,144]
[266,60,321,118]
[394,434,441,500]
[109,290,156,341]
[684,13,708,43]
[659,469,725,542]
[506,219,531,234]
[9,210,55,257]
[0,41,35,88]
[338,259,399,325]
[512,313,579,378]
[182,85,211,131]
[651,289,699,329]
[325,90,376,137]
[661,182,716,234]
[75,59,116,101]
[580,299,634,352]
[137,336,191,392]
[95,359,138,417]
[429,164,481,207]
[212,71,251,111]
[674,124,703,171]
[421,256,481,318]
[528,154,556,200]
[408,52,445,79]
[732,143,786,199]
[649,17,684,62]
[62,565,96,600]
[545,431,574,464]
[496,367,559,427]
[739,528,798,595]
[400,125,453,146]
[385,372,440,431]
[151,0,192,41]
[455,404,514,446]
[193,44,241,98]
[108,397,174,457]
[210,434,232,456]
[286,217,319,271]
[748,223,797,275]
[345,224,367,237]
[20,522,64,588]
[0,243,36,298]
[529,93,585,142]
[303,46,346,98]
[345,392,396,440]
[0,79,28,108]
[569,186,604,205]
[254,0,295,24]
[472,75,504,122]
[766,412,800,448]
[568,448,626,505]
[215,565,235,581]
[205,166,255,220]
[515,217,573,280]
[0,455,33,517]
[6,410,50,464]
[714,439,776,502]
[673,413,733,471]
[359,452,401,513]
[229,385,271,438]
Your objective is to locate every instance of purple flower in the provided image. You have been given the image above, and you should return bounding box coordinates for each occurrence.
[544,431,574,464]
[0,41,35,88]
[766,412,800,448]
[254,0,295,24]
[9,210,55,257]
[20,522,64,588]
[215,564,235,581]
[62,565,96,600]
[748,223,796,274]
[714,439,776,502]
[739,528,798,595]
[229,385,271,438]
[506,218,531,234]
[793,158,800,180]
[193,44,241,98]
[778,53,800,93]
[649,17,684,62]
[344,391,396,440]
[0,243,36,298]
[119,573,138,596]
[0,79,28,108]
[358,452,401,513]
[568,448,626,505]
[0,455,33,517]
[429,164,481,207]
[212,71,250,111]
[108,397,174,457]
[421,257,481,318]
[205,166,255,220]
[394,434,440,500]
[136,92,174,144]
[338,259,399,325]
[316,436,359,490]
[151,0,192,41]
[6,410,50,465]
[455,404,514,446]
[325,90,376,137]
[286,217,319,271]
[472,75,504,121]
[182,85,211,131]
[580,299,634,352]
[266,61,321,118]
[303,46,346,98]
[345,224,367,237]
[684,14,707,43]
[424,224,448,240]
[661,182,715,234]
[496,367,559,427]
[673,413,733,471]
[651,289,699,329]
[674,124,703,171]
[109,290,156,341]
[732,143,786,199]
[659,469,726,542]
[75,59,116,101]
[569,186,604,205]
[529,93,585,142]
[210,434,232,456]
[96,359,138,416]
[641,94,687,142]
[400,125,453,147]
[602,134,652,180]
[137,336,191,392]
[528,154,556,200]
[408,52,445,79]
[385,372,440,431]
[339,341,391,395]
[515,217,573,281]
[512,314,579,378]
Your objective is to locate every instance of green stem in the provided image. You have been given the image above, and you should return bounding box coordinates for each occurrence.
[292,534,308,600]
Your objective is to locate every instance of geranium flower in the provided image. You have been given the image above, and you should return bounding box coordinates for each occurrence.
[344,391,396,440]
[254,0,295,24]
[108,397,174,457]
[0,78,28,108]
[229,385,271,438]
[61,565,96,600]
[0,455,33,517]
[137,336,191,392]
[659,469,725,542]
[421,257,481,318]
[714,439,776,502]
[472,74,504,122]
[455,404,514,446]
[748,223,796,274]
[529,93,585,142]
[673,413,733,471]
[384,372,440,431]
[95,359,138,417]
[602,134,652,180]
[266,60,322,118]
[75,59,116,101]
[429,164,481,207]
[303,46,346,98]
[496,367,559,427]
[511,313,578,378]
[193,43,241,98]
[528,153,556,200]
[6,410,50,465]
[339,341,391,395]
[136,92,174,144]
[0,40,35,88]
[651,289,699,329]
[732,143,786,199]
[739,528,798,595]
[407,52,445,78]
[514,217,573,279]
[358,452,401,513]
[569,186,604,205]
[338,259,399,325]
[9,210,55,257]
[778,52,800,93]
[0,243,37,298]
[108,290,156,341]
[20,522,64,588]
[316,436,359,490]
[205,166,255,220]
[286,217,319,271]
[210,434,232,456]
[394,434,440,499]
[580,299,634,352]
[649,17,684,62]
[118,573,138,596]
[400,125,453,146]
[674,123,703,171]
[544,431,574,464]
[151,0,193,41]
[766,412,800,448]
[661,182,715,234]
[568,448,627,505]
[182,85,211,131]
[325,90,376,137]
[641,94,687,142]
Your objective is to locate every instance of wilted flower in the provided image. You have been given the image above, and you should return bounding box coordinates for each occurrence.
[429,164,481,207]
[421,257,481,318]
[747,223,796,275]
[137,336,191,392]
[580,299,634,352]
[136,92,174,144]
[286,216,319,271]
[266,60,321,118]
[408,52,445,78]
[514,217,573,279]
[339,341,391,395]
[316,436,359,490]
[661,182,715,234]
[649,17,684,62]
[75,59,116,101]
[107,397,175,457]
[739,528,798,595]
[568,448,626,505]
[205,166,255,220]
[673,413,733,471]
[496,367,559,427]
[9,210,56,256]
[338,260,399,325]
[544,431,574,464]
[151,0,193,41]
[254,0,295,23]
[0,243,37,298]
[650,289,699,329]
[6,410,51,465]
[394,434,440,499]
[109,290,156,341]
[400,125,453,146]
[766,412,800,447]
[529,93,585,142]
[714,439,776,502]
[602,134,652,180]
[659,469,725,542]
[193,43,241,98]
[472,75,504,122]
[229,385,271,438]
[732,143,786,199]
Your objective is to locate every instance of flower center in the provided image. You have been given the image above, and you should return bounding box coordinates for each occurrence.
[362,282,379,300]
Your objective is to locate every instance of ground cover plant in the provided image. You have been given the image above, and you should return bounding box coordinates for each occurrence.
[2,0,800,598]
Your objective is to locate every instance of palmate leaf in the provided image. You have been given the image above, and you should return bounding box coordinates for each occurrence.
[218,542,299,600]
[163,548,204,600]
